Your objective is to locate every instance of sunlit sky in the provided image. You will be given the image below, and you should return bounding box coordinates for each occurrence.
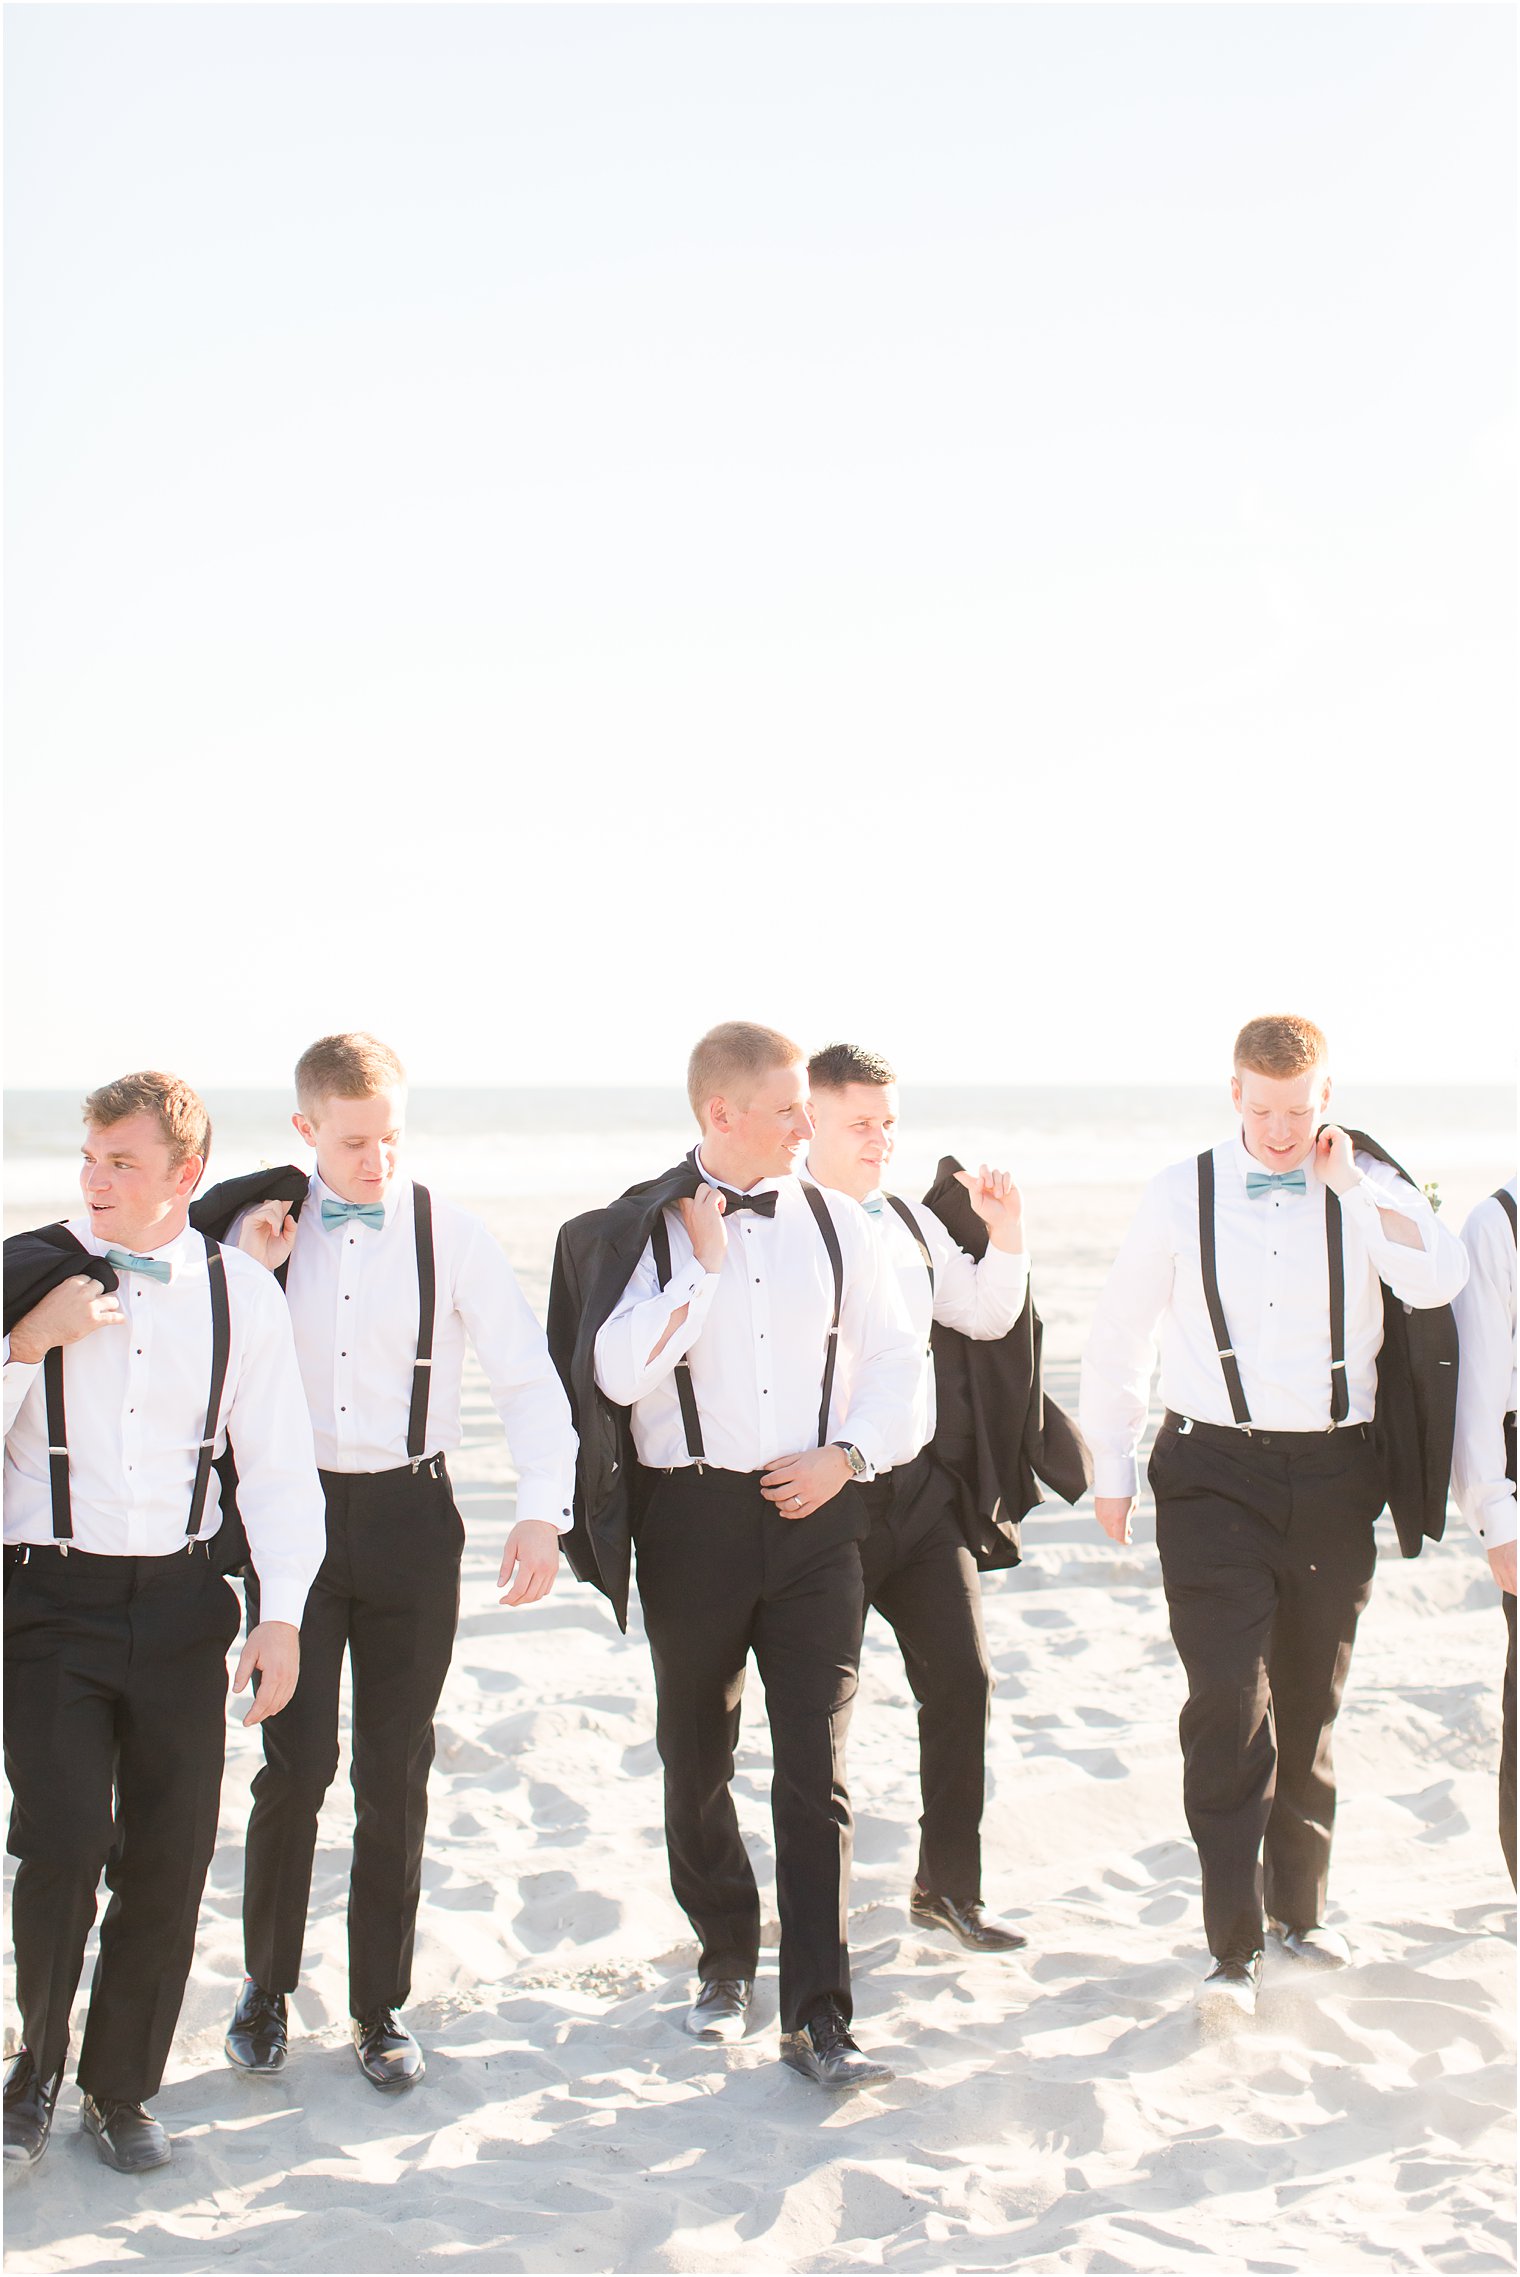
[5,5,1515,1092]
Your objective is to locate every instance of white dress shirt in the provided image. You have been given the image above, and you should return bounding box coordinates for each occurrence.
[848,1186,1028,1467]
[593,1153,923,1476]
[1080,1138,1470,1500]
[273,1172,577,1529]
[1451,1180,1517,1553]
[3,1218,325,1627]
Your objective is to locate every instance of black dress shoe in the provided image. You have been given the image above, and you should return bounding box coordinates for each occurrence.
[1197,1951,1264,2020]
[684,1978,753,2042]
[79,2092,171,2172]
[224,1979,289,2075]
[351,2010,424,2091]
[779,2001,895,2092]
[3,2049,63,2168]
[910,1886,1029,1953]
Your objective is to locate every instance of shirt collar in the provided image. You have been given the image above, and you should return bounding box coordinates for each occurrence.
[309,1168,410,1229]
[71,1215,201,1280]
[693,1146,788,1200]
[1232,1133,1316,1190]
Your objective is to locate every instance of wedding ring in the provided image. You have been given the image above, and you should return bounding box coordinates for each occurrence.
[792,1495,802,1508]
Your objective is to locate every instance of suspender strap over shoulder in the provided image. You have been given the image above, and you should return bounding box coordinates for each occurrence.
[885,1195,936,1296]
[186,1239,232,1536]
[800,1183,846,1447]
[651,1211,706,1461]
[1197,1151,1252,1426]
[1325,1188,1348,1424]
[1497,1186,1518,1241]
[43,1347,72,1540]
[408,1184,437,1465]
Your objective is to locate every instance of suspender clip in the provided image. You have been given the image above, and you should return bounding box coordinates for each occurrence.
[1177,1417,1194,1436]
[413,1358,434,1369]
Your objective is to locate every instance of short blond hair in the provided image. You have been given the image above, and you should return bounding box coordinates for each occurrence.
[83,1071,211,1172]
[686,1021,803,1123]
[295,1032,408,1118]
[1233,1014,1329,1079]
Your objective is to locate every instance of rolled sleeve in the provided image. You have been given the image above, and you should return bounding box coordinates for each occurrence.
[594,1221,720,1406]
[223,1274,326,1630]
[1344,1160,1469,1308]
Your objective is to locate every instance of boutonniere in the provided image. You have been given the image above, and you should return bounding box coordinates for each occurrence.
[1422,1180,1442,1214]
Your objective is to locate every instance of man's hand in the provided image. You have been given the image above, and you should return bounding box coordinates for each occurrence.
[498,1519,560,1607]
[678,1185,729,1274]
[955,1165,1025,1252]
[1489,1541,1517,1595]
[237,1201,298,1273]
[1314,1125,1361,1196]
[234,1621,301,1725]
[8,1276,127,1366]
[761,1444,852,1520]
[1094,1495,1135,1545]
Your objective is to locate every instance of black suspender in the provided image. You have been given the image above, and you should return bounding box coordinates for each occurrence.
[1196,1152,1348,1430]
[1497,1186,1518,1241]
[1326,1189,1348,1423]
[650,1185,846,1462]
[800,1183,845,1447]
[885,1195,936,1296]
[45,1233,231,1543]
[407,1183,436,1466]
[186,1241,231,1535]
[1196,1152,1252,1426]
[43,1346,72,1540]
[651,1211,706,1462]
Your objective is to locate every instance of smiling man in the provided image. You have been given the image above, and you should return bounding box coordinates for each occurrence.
[568,1021,920,2090]
[216,1033,577,2092]
[804,1043,1031,1956]
[3,1074,324,2174]
[1079,1016,1468,2019]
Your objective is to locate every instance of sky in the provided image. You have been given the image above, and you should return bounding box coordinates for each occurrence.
[4,4,1515,1091]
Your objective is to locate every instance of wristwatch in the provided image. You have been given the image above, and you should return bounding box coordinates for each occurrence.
[831,1441,869,1481]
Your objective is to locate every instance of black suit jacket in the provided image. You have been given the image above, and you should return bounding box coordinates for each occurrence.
[916,1157,1093,1569]
[1346,1129,1459,1558]
[190,1164,310,1259]
[4,1225,117,1337]
[547,1158,706,1630]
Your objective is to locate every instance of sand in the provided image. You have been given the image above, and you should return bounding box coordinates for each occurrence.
[3,1178,1514,2274]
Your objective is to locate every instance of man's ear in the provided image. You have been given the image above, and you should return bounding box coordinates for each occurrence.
[176,1152,206,1199]
[292,1110,317,1147]
[1229,1074,1243,1113]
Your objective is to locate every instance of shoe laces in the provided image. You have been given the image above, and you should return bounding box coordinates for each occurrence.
[808,2004,858,2058]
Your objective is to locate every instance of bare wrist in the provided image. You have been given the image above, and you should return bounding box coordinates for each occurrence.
[7,1330,45,1365]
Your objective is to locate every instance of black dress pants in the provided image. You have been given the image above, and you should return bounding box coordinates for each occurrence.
[857,1455,992,1906]
[242,1458,463,2018]
[1150,1417,1383,1961]
[634,1465,866,2034]
[4,1543,242,2103]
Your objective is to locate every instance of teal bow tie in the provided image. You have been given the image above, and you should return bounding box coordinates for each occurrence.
[862,1193,885,1218]
[105,1247,173,1283]
[1245,1169,1307,1199]
[321,1199,386,1231]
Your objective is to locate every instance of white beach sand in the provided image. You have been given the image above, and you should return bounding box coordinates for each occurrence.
[4,1174,1515,2274]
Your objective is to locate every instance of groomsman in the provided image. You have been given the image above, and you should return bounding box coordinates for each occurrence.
[221,1033,577,2089]
[804,1043,1030,1953]
[581,1022,921,2088]
[1451,1177,1517,1885]
[3,1074,324,2172]
[1080,1015,1468,2017]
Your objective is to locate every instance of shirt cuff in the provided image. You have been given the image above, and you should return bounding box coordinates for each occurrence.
[1094,1452,1141,1500]
[252,1578,311,1629]
[1342,1172,1426,1245]
[516,1484,578,1534]
[1472,1488,1518,1551]
[982,1244,1030,1282]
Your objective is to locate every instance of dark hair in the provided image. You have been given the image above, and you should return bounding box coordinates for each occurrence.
[807,1042,897,1091]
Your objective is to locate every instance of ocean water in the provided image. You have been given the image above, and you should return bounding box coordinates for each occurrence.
[6,1083,1513,1216]
[8,1087,1511,1372]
